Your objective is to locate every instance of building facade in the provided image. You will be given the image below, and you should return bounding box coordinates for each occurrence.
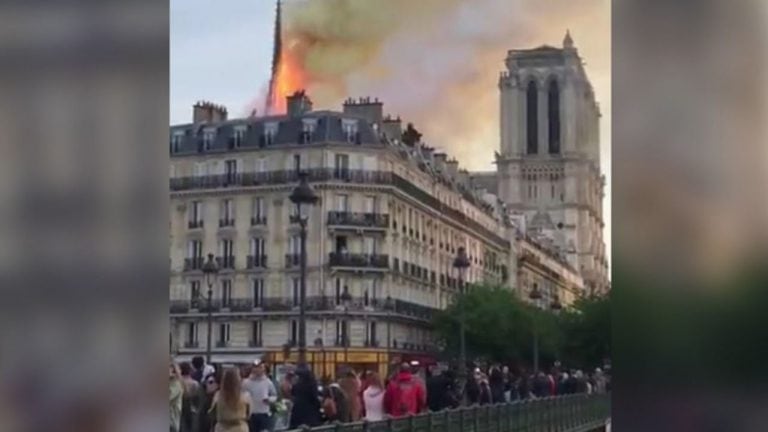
[495,32,609,295]
[169,94,511,376]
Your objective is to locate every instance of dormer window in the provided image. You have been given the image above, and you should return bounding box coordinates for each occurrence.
[202,128,216,150]
[301,118,317,144]
[170,131,184,153]
[233,126,246,148]
[263,122,278,146]
[342,119,359,143]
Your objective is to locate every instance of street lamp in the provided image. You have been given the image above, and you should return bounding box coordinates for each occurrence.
[529,283,542,373]
[384,295,395,375]
[340,285,352,368]
[452,246,470,405]
[202,253,219,364]
[314,329,324,377]
[529,283,562,374]
[289,171,319,367]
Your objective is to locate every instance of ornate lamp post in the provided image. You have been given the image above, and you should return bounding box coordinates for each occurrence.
[452,246,470,405]
[201,253,220,364]
[340,285,352,368]
[289,172,319,366]
[384,295,395,375]
[314,329,324,378]
[529,284,563,373]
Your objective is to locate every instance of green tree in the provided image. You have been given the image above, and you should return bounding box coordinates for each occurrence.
[432,284,562,366]
[559,294,611,369]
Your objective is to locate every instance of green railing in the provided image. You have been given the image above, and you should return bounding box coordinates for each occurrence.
[289,393,610,432]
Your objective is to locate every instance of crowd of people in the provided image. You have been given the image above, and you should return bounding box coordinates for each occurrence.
[170,355,610,432]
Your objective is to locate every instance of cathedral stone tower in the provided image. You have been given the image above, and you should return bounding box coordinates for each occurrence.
[497,31,608,294]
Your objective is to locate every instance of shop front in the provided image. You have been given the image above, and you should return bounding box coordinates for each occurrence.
[267,347,392,379]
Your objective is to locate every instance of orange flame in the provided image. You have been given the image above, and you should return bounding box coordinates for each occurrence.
[269,45,307,114]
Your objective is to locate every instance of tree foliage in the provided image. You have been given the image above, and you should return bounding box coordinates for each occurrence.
[433,284,610,370]
[433,285,559,366]
[559,294,611,369]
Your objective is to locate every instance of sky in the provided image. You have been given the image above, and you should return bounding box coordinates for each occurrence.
[170,0,611,264]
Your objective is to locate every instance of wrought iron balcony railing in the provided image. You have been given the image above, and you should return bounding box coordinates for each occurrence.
[215,256,235,269]
[246,255,267,269]
[169,296,439,322]
[183,257,204,271]
[187,220,204,229]
[285,253,301,268]
[218,218,235,227]
[329,253,389,269]
[250,215,267,226]
[327,211,390,228]
[170,169,509,249]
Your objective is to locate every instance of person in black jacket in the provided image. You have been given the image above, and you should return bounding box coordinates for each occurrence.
[478,374,493,405]
[532,372,551,398]
[426,365,453,412]
[196,372,219,432]
[465,369,481,405]
[289,366,322,429]
[488,365,505,404]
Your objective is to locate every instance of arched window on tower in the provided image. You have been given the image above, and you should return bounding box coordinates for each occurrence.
[526,81,538,155]
[548,80,561,154]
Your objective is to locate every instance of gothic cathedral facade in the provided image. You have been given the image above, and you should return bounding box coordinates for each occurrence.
[496,32,609,295]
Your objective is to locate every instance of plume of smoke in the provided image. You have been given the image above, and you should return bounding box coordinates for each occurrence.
[281,0,609,170]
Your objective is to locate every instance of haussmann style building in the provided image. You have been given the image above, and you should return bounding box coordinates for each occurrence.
[169,33,606,374]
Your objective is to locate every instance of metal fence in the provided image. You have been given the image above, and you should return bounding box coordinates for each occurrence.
[287,393,610,432]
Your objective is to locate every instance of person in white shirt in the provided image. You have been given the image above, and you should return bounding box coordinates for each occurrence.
[242,361,277,432]
[362,371,386,421]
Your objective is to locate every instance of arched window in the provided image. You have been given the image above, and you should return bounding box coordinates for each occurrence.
[548,80,561,154]
[526,80,538,155]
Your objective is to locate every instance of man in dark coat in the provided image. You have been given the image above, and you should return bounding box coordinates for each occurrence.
[488,365,506,404]
[426,365,452,411]
[289,366,321,429]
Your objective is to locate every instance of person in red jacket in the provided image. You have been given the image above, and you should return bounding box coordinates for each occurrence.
[383,363,427,417]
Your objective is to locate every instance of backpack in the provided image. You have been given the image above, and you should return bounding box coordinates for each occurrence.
[330,386,350,422]
[396,380,418,415]
[323,396,338,421]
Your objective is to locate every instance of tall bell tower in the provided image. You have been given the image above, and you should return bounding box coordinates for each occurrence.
[497,31,608,294]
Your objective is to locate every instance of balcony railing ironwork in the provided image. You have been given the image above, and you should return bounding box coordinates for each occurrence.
[215,256,235,269]
[169,296,439,322]
[183,257,204,271]
[219,218,235,228]
[250,215,267,226]
[246,255,268,269]
[327,211,390,229]
[170,169,508,249]
[329,253,389,269]
[187,220,204,229]
[285,254,301,268]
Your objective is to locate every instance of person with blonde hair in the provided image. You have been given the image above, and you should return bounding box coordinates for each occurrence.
[210,367,251,432]
[338,370,362,421]
[362,371,385,421]
[170,361,184,432]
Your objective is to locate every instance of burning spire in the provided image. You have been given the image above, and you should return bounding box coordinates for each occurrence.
[265,0,282,114]
[264,0,307,115]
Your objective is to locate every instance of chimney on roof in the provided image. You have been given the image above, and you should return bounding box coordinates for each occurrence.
[445,159,459,179]
[433,152,448,173]
[457,169,470,189]
[420,145,435,161]
[381,115,402,141]
[343,96,383,126]
[193,101,228,123]
[287,90,313,117]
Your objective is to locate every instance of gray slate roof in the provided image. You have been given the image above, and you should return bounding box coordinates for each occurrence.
[170,111,381,155]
